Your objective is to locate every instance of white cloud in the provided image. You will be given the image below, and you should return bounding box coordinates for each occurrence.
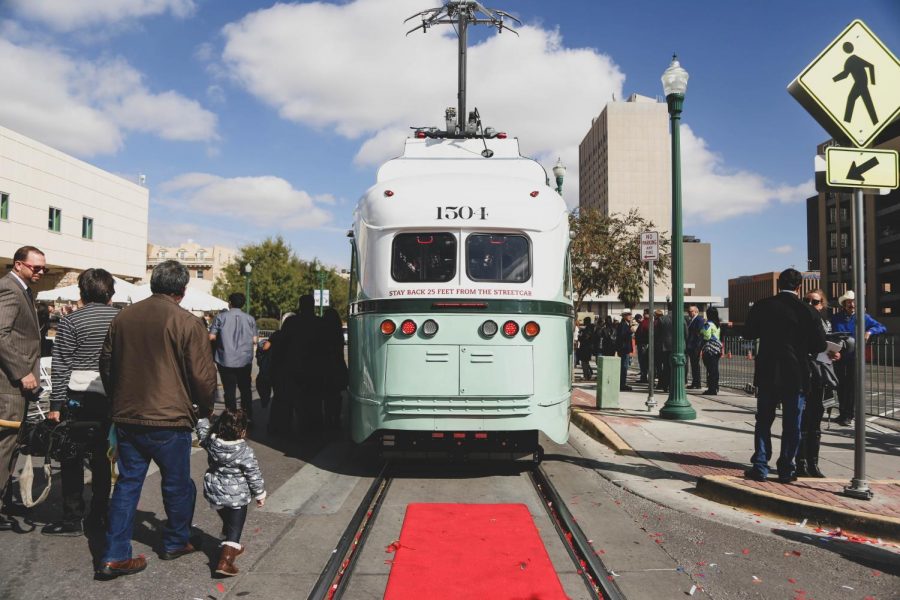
[681,125,814,223]
[221,0,623,171]
[771,245,793,254]
[157,173,333,229]
[0,39,218,156]
[9,0,196,32]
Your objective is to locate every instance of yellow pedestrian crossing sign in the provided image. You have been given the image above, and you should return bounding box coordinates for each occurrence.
[788,20,900,148]
[826,147,899,190]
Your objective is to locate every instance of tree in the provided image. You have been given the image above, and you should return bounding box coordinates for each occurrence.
[212,237,350,321]
[569,208,671,313]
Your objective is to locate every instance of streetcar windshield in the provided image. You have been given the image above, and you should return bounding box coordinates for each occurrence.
[391,232,457,282]
[466,233,531,282]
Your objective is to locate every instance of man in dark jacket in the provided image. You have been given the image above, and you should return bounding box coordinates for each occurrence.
[743,268,826,483]
[616,310,635,391]
[97,260,217,579]
[279,294,326,431]
[686,305,704,388]
[635,310,651,383]
[576,316,595,381]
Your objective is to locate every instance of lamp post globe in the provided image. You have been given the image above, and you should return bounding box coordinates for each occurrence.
[552,157,567,196]
[244,262,253,317]
[658,54,696,421]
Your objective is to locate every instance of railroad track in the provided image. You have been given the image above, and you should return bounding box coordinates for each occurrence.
[307,458,626,600]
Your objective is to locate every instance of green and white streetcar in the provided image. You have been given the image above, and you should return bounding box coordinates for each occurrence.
[346,1,574,461]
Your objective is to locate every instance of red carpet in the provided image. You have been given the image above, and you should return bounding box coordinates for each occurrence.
[384,503,567,599]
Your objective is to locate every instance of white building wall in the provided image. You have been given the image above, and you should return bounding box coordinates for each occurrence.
[0,125,148,284]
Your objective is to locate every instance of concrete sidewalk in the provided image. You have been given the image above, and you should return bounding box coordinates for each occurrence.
[569,379,900,543]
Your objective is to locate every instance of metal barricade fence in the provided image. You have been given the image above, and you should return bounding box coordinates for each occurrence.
[717,335,898,421]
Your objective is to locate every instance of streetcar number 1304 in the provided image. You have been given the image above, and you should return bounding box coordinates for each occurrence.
[436,206,488,220]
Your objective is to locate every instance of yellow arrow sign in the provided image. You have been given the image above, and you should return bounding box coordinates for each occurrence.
[789,20,900,148]
[826,147,899,190]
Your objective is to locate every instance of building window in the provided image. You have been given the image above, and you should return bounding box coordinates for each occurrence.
[82,217,93,240]
[48,207,61,232]
[840,233,848,248]
[197,270,204,279]
[157,250,167,258]
[840,207,849,222]
[829,233,837,249]
[177,250,186,259]
[841,257,849,271]
[196,250,206,260]
[828,207,836,224]
[884,282,892,293]
[830,257,838,273]
[0,192,8,220]
[884,307,892,315]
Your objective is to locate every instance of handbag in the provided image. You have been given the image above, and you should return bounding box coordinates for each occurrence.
[702,336,722,357]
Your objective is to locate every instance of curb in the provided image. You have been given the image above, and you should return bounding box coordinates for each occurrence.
[696,475,900,542]
[570,408,637,457]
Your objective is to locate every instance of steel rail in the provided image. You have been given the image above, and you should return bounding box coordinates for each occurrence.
[530,465,627,600]
[307,463,392,600]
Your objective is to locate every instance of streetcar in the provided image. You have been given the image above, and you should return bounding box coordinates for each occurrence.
[346,1,573,459]
[346,132,573,457]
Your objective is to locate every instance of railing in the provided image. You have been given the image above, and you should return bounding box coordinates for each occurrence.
[718,336,898,421]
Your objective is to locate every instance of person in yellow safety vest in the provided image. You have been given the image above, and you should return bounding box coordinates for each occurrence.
[701,307,722,395]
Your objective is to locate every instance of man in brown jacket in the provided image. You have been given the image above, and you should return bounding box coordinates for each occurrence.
[96,260,216,579]
[0,246,46,531]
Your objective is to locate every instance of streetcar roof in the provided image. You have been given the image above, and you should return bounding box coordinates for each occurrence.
[358,137,567,232]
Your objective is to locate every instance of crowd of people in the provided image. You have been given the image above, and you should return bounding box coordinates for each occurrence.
[575,303,723,395]
[0,246,348,581]
[573,267,886,485]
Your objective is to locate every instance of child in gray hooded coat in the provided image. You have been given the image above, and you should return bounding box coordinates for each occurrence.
[196,409,266,576]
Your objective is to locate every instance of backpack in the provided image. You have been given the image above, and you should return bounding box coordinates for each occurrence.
[598,325,617,354]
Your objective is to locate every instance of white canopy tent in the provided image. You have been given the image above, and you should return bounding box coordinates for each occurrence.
[36,276,140,304]
[129,284,228,312]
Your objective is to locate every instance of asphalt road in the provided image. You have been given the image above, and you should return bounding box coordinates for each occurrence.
[1,398,897,600]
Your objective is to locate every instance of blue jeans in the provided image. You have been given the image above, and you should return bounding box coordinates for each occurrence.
[751,389,805,477]
[102,426,195,563]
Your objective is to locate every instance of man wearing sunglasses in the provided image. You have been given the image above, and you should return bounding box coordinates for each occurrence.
[0,245,47,530]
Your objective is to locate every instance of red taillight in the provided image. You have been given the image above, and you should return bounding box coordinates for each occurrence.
[415,130,426,139]
[502,320,519,337]
[530,190,539,197]
[497,132,507,139]
[384,189,394,197]
[453,432,466,439]
[524,321,540,337]
[432,432,445,438]
[380,320,396,335]
[400,319,417,335]
[474,432,488,439]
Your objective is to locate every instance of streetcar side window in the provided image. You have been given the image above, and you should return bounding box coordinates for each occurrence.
[466,233,531,283]
[391,232,457,282]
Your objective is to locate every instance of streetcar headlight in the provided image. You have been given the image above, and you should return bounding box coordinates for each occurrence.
[502,320,519,337]
[400,319,417,335]
[422,319,439,336]
[480,320,498,337]
[523,321,540,337]
[380,320,396,335]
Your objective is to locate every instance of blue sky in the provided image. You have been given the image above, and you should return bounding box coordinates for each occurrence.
[1,0,898,296]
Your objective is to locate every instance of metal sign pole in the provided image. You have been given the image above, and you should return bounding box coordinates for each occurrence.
[845,187,872,499]
[647,262,656,410]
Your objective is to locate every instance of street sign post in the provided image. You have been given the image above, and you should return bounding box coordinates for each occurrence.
[642,231,658,410]
[825,147,899,190]
[787,18,899,501]
[788,19,900,149]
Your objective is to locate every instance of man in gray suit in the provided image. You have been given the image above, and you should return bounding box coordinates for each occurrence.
[0,246,47,530]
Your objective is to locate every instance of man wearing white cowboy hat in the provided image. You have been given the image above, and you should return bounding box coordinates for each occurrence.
[831,290,886,427]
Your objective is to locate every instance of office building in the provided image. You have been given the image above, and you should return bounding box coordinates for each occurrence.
[146,242,236,293]
[728,271,821,330]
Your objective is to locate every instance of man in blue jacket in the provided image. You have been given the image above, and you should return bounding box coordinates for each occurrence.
[831,290,886,426]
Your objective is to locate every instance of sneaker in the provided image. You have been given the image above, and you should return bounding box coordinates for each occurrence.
[41,519,84,537]
[743,468,767,482]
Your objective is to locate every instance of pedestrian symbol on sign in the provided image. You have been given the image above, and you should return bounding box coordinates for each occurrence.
[833,42,878,125]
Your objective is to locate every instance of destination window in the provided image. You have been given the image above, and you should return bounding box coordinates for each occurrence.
[466,233,530,283]
[391,232,456,282]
